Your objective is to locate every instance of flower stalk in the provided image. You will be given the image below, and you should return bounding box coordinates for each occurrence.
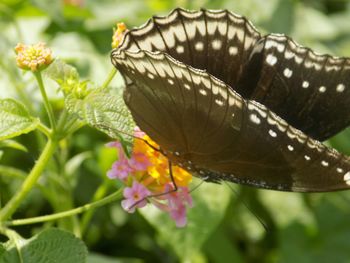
[4,189,123,226]
[34,71,57,131]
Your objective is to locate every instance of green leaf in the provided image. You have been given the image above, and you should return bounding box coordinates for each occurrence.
[87,252,142,263]
[260,191,314,228]
[328,128,350,155]
[0,165,27,179]
[140,181,231,261]
[65,89,135,144]
[0,240,21,263]
[0,140,28,152]
[203,228,243,263]
[0,228,87,263]
[0,99,39,141]
[0,244,5,258]
[45,59,79,85]
[65,151,92,175]
[262,0,296,35]
[278,193,350,262]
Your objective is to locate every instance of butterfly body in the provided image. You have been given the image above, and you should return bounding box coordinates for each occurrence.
[112,8,350,192]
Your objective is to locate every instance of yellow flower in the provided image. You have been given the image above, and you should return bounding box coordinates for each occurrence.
[14,42,53,72]
[133,135,192,188]
[111,22,127,49]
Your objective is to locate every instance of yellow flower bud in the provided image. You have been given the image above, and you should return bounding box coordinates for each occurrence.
[14,42,53,72]
[111,22,128,49]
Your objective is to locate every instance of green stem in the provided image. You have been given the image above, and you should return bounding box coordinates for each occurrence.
[0,139,58,221]
[100,68,117,90]
[4,189,123,226]
[80,181,110,234]
[37,122,51,138]
[0,165,54,206]
[34,72,56,130]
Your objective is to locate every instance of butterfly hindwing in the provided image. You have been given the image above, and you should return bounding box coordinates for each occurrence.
[239,34,350,141]
[113,48,350,192]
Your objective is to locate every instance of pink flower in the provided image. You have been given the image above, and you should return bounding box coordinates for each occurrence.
[107,158,133,180]
[129,152,151,171]
[169,203,187,227]
[106,141,123,149]
[134,126,146,138]
[166,186,193,227]
[121,181,150,213]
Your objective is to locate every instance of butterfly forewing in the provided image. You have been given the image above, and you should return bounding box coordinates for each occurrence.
[121,8,261,93]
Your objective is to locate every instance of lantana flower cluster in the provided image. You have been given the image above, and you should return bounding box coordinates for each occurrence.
[107,129,193,227]
[14,42,53,72]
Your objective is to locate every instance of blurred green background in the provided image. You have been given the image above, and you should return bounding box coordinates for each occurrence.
[2,0,350,262]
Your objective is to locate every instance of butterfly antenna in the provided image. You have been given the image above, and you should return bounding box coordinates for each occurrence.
[224,181,269,233]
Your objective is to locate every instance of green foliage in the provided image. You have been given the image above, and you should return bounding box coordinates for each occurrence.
[0,140,27,152]
[141,182,232,261]
[0,228,87,263]
[65,88,135,154]
[0,99,39,141]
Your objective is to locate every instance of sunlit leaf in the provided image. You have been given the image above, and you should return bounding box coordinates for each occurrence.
[65,89,135,146]
[0,99,39,141]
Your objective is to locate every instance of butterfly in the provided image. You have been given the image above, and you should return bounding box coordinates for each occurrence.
[111,8,350,192]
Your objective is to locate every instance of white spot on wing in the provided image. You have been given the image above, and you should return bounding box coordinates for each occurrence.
[277,43,285,52]
[283,68,293,78]
[176,45,184,54]
[304,155,311,161]
[343,172,350,185]
[250,114,261,124]
[284,50,294,59]
[295,56,303,64]
[184,84,191,90]
[199,89,207,96]
[336,83,345,92]
[321,160,329,167]
[337,168,344,173]
[269,129,277,137]
[168,79,174,85]
[287,145,294,151]
[212,40,222,50]
[229,46,238,55]
[215,99,224,106]
[195,42,204,51]
[266,54,277,66]
[319,86,326,93]
[147,73,154,79]
[302,81,309,88]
